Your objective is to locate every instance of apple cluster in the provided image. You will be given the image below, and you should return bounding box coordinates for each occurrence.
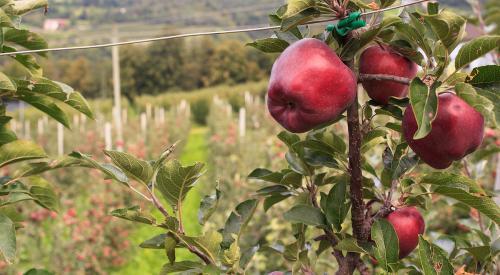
[266,38,485,258]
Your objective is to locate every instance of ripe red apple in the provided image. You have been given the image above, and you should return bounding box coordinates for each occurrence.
[403,92,484,169]
[359,45,418,105]
[267,38,357,133]
[385,207,425,259]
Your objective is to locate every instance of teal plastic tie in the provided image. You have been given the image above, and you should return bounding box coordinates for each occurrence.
[327,11,366,37]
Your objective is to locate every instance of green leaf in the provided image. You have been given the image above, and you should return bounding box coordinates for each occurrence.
[0,126,17,146]
[0,140,46,168]
[12,156,85,179]
[334,237,368,253]
[464,246,491,261]
[324,178,350,231]
[3,45,42,76]
[4,29,47,56]
[455,35,500,70]
[221,199,258,249]
[409,78,438,139]
[341,17,402,60]
[156,160,204,208]
[371,219,399,272]
[160,261,204,274]
[418,236,454,275]
[29,185,59,211]
[139,234,167,249]
[285,151,311,176]
[280,0,320,31]
[466,65,500,86]
[69,152,129,186]
[421,172,500,225]
[247,38,289,53]
[110,206,156,225]
[104,150,153,186]
[263,194,291,212]
[17,92,70,128]
[198,185,220,225]
[176,230,222,263]
[10,0,48,15]
[284,204,327,227]
[0,214,16,264]
[421,10,466,50]
[0,71,16,91]
[394,22,432,58]
[165,236,177,264]
[455,82,496,126]
[248,168,283,184]
[0,8,13,28]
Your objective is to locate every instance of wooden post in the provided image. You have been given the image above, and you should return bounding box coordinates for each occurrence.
[37,119,44,136]
[140,113,147,134]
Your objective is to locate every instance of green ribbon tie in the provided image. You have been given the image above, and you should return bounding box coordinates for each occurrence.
[326,11,366,37]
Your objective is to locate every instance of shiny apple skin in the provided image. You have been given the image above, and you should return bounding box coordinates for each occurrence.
[403,92,485,169]
[267,38,357,133]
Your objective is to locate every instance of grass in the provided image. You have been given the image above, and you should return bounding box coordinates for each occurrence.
[114,127,209,275]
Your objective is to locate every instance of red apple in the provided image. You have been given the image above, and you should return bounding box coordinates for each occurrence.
[267,38,357,133]
[385,207,425,259]
[403,92,484,169]
[359,45,418,104]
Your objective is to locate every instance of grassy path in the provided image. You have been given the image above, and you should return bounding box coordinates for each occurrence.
[115,127,209,274]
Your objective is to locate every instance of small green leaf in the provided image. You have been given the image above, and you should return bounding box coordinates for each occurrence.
[421,172,500,225]
[421,10,466,50]
[221,199,258,249]
[464,246,491,261]
[0,140,46,168]
[198,185,221,225]
[139,234,169,249]
[0,72,16,91]
[23,268,54,275]
[3,45,42,76]
[176,231,222,263]
[371,219,399,271]
[4,29,47,56]
[69,152,129,186]
[247,38,289,53]
[111,206,156,225]
[284,204,327,227]
[409,78,438,139]
[280,0,320,31]
[455,35,500,70]
[165,236,177,264]
[248,168,283,184]
[160,261,203,274]
[334,237,368,253]
[0,214,16,264]
[29,184,59,211]
[455,82,496,126]
[418,236,454,275]
[104,150,153,186]
[156,160,204,208]
[263,194,291,212]
[17,92,70,128]
[325,178,350,231]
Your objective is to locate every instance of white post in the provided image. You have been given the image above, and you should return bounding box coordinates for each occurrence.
[24,121,30,139]
[57,123,64,156]
[160,108,165,125]
[112,26,123,152]
[140,113,147,134]
[244,91,253,106]
[239,107,246,138]
[37,119,44,136]
[146,103,152,119]
[104,122,113,151]
[11,119,17,133]
[73,115,79,129]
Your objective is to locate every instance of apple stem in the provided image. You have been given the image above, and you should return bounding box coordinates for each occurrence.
[358,73,411,85]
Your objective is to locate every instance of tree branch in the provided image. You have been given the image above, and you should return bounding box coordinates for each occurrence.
[358,73,411,85]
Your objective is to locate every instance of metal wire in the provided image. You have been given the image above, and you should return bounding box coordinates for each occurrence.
[0,0,431,57]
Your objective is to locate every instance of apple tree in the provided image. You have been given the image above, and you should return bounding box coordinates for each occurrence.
[72,1,499,275]
[0,0,93,267]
